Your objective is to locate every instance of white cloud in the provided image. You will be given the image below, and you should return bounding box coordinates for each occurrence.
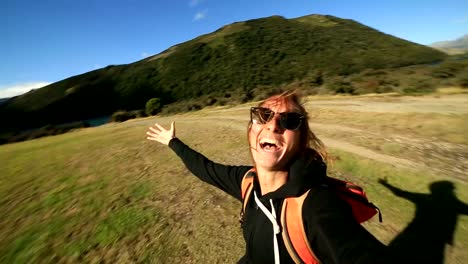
[0,82,51,98]
[93,64,103,70]
[141,52,149,58]
[193,10,207,21]
[189,0,202,7]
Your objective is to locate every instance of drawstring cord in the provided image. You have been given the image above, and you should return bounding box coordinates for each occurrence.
[254,191,281,264]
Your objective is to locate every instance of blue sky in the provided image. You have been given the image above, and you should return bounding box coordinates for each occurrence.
[1,0,467,98]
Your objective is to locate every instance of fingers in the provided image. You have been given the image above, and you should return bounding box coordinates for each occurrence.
[146,130,157,138]
[146,136,158,141]
[146,122,175,145]
[170,121,175,133]
[154,123,166,131]
[146,123,163,140]
[147,123,166,136]
[148,126,161,134]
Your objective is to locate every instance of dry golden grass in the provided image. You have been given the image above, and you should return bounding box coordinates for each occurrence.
[1,94,467,263]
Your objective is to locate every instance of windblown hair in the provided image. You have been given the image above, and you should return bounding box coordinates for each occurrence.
[248,90,328,163]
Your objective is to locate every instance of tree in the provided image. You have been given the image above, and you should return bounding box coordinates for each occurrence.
[145,98,162,116]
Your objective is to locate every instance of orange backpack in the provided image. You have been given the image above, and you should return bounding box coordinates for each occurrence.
[239,169,381,264]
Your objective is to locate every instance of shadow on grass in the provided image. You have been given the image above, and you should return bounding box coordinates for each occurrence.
[379,179,468,264]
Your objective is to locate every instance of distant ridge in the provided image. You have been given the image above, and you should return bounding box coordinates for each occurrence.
[431,35,468,54]
[0,98,10,106]
[0,14,447,133]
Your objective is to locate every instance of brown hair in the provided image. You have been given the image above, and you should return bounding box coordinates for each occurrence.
[248,90,328,163]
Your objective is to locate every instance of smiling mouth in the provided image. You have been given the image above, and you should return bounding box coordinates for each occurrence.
[259,139,281,152]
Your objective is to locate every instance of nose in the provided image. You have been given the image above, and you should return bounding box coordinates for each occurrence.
[265,114,282,132]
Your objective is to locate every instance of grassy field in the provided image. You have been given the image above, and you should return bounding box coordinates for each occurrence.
[1,94,467,263]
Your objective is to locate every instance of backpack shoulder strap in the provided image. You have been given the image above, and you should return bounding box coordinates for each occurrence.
[241,168,255,199]
[281,190,321,264]
[240,169,320,263]
[239,168,255,224]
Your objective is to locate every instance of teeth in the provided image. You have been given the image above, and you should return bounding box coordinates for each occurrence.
[259,138,278,145]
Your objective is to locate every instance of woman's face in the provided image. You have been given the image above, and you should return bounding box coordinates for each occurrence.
[249,101,302,171]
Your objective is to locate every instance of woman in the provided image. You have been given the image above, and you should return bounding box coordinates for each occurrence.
[146,91,390,264]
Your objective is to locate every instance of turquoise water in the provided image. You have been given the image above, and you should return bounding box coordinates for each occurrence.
[86,116,111,127]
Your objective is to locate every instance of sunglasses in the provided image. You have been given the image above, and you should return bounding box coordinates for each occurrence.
[250,107,305,131]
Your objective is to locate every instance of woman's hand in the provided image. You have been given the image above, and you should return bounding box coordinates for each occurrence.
[146,122,176,145]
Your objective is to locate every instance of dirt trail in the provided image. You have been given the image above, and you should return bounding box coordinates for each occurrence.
[174,117,426,171]
[303,94,468,114]
[319,136,421,168]
[312,123,468,178]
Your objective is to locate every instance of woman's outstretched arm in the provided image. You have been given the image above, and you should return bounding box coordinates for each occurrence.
[146,122,250,200]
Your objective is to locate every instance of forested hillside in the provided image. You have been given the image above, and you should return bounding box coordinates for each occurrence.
[0,14,451,134]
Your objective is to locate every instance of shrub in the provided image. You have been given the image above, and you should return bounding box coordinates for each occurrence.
[133,109,147,118]
[402,78,436,94]
[189,104,202,111]
[145,98,162,116]
[1,122,90,145]
[361,79,380,93]
[431,61,466,78]
[305,71,324,86]
[160,101,202,115]
[111,111,137,122]
[456,71,468,88]
[327,79,356,94]
[252,86,284,101]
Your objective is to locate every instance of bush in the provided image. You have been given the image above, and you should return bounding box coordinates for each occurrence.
[402,78,436,94]
[206,96,217,106]
[327,79,356,94]
[145,98,162,116]
[134,109,147,118]
[111,111,137,122]
[456,71,468,88]
[0,122,90,145]
[307,71,324,86]
[431,61,466,78]
[160,101,202,115]
[252,86,284,101]
[189,104,202,111]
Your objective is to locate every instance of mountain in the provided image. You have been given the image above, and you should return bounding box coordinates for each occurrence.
[431,35,468,54]
[0,98,10,105]
[0,14,447,133]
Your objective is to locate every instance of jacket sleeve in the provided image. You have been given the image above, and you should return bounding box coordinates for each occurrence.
[303,187,392,264]
[168,137,251,201]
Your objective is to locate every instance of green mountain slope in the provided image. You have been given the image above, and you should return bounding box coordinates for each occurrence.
[0,14,446,132]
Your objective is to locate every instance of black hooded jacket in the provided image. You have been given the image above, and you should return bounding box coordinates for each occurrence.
[169,138,389,264]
